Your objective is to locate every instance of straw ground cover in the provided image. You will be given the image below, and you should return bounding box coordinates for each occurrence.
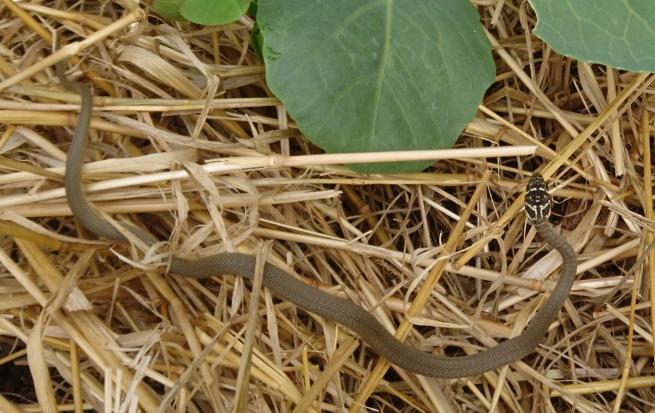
[0,1,653,412]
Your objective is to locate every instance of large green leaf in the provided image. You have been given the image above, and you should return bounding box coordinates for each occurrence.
[258,0,494,173]
[531,0,655,72]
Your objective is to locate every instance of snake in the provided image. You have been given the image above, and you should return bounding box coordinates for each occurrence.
[56,60,577,378]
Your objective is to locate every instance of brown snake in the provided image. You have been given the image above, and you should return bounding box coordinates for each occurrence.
[57,60,577,378]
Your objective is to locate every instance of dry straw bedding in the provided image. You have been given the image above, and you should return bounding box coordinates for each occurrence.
[0,1,653,412]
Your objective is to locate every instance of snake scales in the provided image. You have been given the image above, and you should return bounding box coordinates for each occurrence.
[56,60,576,378]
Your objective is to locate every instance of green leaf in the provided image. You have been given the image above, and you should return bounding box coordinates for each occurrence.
[251,23,265,60]
[531,0,655,72]
[180,0,251,25]
[258,0,494,173]
[153,0,185,20]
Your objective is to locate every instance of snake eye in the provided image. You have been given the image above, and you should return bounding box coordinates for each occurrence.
[525,173,552,221]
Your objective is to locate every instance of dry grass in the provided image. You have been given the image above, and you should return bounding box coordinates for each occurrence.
[0,1,653,412]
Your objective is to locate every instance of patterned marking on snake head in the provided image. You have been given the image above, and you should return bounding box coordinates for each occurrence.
[525,173,551,221]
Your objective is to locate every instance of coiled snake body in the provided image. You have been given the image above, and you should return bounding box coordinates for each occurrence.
[57,61,576,378]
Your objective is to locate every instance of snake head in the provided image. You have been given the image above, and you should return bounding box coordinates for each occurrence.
[525,173,551,222]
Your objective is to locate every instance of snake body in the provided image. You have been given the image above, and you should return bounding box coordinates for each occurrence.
[57,61,576,378]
